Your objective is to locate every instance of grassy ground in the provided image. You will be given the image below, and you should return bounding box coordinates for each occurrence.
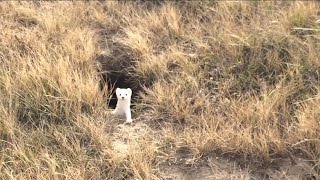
[0,1,319,179]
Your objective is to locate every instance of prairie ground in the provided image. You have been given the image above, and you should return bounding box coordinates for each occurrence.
[0,1,319,179]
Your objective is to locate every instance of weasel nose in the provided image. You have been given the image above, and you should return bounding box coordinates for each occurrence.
[122,97,124,99]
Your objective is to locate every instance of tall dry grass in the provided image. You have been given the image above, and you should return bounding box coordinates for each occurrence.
[0,1,319,179]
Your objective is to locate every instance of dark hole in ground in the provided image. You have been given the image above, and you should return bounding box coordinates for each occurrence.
[96,44,143,109]
[101,70,140,109]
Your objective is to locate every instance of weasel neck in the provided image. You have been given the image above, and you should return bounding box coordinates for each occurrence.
[116,99,131,108]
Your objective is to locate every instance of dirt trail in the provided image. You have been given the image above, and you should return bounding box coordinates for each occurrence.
[111,122,151,156]
[158,155,316,180]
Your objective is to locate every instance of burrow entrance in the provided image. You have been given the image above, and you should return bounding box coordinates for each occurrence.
[96,43,144,109]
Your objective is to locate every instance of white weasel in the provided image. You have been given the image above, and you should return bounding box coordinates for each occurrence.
[112,88,132,123]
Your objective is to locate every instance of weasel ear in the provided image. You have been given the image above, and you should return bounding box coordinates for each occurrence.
[127,88,132,95]
[116,88,120,93]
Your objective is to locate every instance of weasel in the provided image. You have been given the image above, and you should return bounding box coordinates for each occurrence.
[112,88,132,123]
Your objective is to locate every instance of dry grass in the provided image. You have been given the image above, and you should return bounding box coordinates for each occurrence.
[0,1,319,179]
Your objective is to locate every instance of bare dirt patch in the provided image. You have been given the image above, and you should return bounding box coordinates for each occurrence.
[158,150,316,180]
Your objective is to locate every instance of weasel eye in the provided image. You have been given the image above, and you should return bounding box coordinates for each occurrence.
[125,94,127,96]
[119,94,121,96]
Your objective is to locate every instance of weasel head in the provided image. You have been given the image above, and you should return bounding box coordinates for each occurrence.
[115,88,132,101]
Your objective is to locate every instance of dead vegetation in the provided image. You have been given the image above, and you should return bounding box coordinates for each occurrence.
[0,1,319,179]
